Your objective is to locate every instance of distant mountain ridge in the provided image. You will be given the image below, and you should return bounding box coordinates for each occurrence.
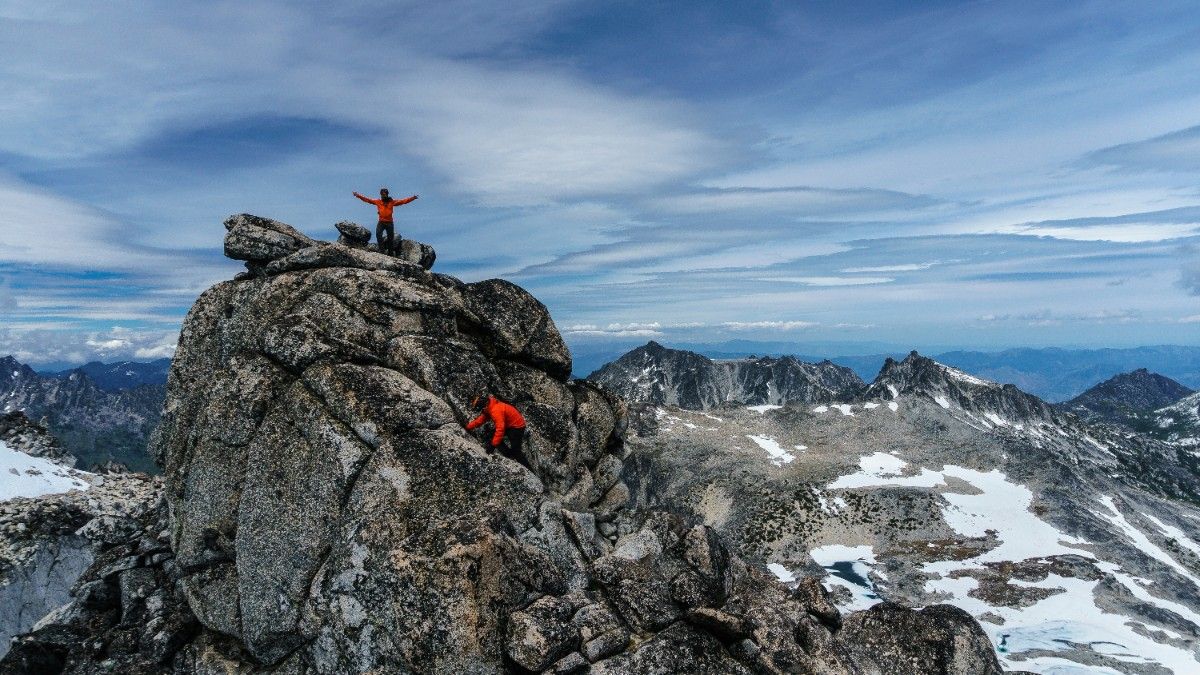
[570,341,1200,401]
[46,358,171,391]
[1,355,165,472]
[587,341,864,409]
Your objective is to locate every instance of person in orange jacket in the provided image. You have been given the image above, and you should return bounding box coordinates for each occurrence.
[466,394,527,457]
[353,188,418,256]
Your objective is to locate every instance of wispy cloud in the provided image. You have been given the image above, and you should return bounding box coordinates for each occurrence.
[1083,125,1200,174]
[4,2,1200,358]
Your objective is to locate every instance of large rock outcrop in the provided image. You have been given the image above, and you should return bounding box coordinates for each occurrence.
[3,215,1004,674]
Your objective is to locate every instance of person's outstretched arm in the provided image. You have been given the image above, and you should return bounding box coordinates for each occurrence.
[353,191,378,204]
[394,195,418,206]
[465,412,486,431]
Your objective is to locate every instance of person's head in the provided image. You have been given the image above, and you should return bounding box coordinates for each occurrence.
[471,395,489,411]
[380,188,391,201]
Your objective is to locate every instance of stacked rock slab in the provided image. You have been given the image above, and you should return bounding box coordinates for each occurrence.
[2,214,1004,674]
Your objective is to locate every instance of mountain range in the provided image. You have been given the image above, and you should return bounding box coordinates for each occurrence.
[46,359,171,392]
[0,356,165,472]
[570,341,1200,402]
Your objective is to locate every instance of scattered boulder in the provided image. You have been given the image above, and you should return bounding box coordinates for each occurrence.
[334,220,371,248]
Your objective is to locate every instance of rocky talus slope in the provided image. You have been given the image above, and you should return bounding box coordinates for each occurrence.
[2,215,1001,674]
[620,352,1200,673]
[1,410,77,467]
[588,341,864,409]
[0,414,162,659]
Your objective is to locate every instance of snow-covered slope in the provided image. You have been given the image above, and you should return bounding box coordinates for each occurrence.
[0,439,90,501]
[622,352,1200,673]
[1154,391,1200,448]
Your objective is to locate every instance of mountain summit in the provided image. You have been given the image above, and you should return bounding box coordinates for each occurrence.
[865,351,1058,424]
[1063,368,1194,427]
[1,215,1001,674]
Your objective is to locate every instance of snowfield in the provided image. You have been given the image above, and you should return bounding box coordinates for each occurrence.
[818,452,1200,673]
[0,439,91,501]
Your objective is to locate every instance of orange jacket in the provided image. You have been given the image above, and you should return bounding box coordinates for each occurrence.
[354,192,416,222]
[466,397,526,447]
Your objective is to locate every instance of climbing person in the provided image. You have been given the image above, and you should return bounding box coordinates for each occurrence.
[352,188,418,256]
[465,394,527,461]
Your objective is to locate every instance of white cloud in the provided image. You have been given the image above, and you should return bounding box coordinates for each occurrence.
[841,262,939,273]
[721,320,817,331]
[764,276,895,286]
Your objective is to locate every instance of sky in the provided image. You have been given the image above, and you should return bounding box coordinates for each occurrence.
[1,0,1200,366]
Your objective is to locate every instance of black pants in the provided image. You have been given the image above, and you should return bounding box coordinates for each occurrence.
[499,426,525,455]
[376,220,400,255]
[493,426,529,469]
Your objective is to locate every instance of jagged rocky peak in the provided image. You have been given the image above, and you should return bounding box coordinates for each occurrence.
[588,341,864,409]
[866,350,1056,422]
[3,214,1004,673]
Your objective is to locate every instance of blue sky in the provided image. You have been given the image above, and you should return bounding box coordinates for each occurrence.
[1,1,1199,365]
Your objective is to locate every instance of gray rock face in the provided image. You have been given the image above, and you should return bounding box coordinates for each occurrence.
[589,341,865,409]
[2,214,1004,674]
[1154,390,1200,447]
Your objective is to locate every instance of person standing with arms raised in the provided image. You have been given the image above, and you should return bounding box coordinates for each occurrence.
[353,188,418,256]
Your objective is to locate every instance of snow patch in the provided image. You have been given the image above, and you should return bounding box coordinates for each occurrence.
[0,440,91,501]
[1095,496,1200,589]
[746,435,795,466]
[832,404,854,416]
[934,395,951,409]
[827,453,943,490]
[747,404,782,414]
[767,563,795,583]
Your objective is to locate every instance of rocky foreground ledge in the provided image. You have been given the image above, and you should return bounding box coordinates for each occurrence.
[2,215,1006,674]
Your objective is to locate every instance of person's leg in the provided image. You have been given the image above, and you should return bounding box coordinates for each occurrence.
[506,426,525,457]
[376,221,386,253]
[383,222,396,255]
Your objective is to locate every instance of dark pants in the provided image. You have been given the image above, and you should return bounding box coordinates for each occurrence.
[492,426,529,468]
[376,220,400,255]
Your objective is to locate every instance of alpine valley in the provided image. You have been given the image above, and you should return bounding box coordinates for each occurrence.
[592,342,1200,673]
